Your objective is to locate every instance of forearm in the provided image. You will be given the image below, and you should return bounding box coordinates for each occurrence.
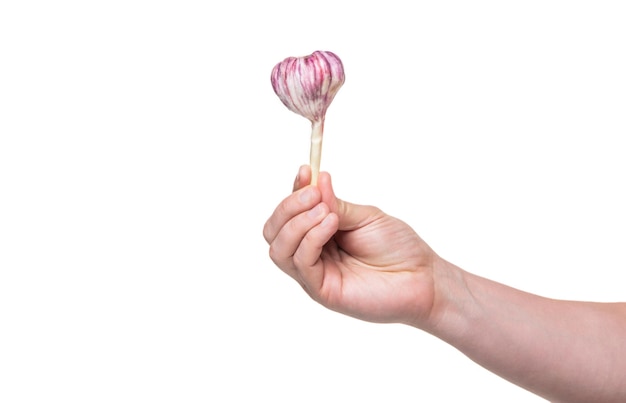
[421,259,626,403]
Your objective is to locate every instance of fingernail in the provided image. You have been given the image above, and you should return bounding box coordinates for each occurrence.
[295,168,302,187]
[307,203,325,218]
[320,214,333,227]
[299,187,315,203]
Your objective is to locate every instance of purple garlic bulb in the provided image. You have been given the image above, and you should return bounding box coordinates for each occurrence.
[271,51,345,123]
[271,51,345,185]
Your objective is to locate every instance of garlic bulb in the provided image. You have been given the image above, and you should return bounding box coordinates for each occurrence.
[271,51,345,185]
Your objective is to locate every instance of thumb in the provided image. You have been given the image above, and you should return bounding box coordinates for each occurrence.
[317,171,384,231]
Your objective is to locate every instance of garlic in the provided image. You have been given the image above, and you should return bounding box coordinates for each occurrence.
[271,50,345,185]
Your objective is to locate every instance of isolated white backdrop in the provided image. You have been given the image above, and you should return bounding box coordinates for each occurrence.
[1,1,625,402]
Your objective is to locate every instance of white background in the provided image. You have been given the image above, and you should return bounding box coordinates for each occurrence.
[1,1,625,402]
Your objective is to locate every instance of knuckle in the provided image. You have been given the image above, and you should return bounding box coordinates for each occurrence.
[268,243,281,262]
[262,220,273,243]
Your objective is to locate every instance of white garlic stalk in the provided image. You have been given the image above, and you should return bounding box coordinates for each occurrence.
[271,50,345,185]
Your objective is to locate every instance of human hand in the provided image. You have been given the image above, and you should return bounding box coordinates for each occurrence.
[265,167,626,403]
[263,166,441,326]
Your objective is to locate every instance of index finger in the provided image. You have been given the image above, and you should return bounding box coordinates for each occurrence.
[263,184,321,244]
[293,165,312,192]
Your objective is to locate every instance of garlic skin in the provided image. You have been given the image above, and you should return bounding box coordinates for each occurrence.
[271,50,345,123]
[271,51,345,186]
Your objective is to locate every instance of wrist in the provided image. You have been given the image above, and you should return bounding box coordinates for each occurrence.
[413,257,476,341]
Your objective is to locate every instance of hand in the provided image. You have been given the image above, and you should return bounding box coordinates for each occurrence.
[264,170,626,403]
[263,166,440,325]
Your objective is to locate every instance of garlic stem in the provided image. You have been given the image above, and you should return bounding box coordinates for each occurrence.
[310,119,324,186]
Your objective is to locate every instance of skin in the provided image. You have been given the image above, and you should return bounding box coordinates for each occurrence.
[263,165,626,403]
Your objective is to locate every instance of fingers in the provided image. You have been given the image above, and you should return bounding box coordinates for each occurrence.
[269,202,334,279]
[293,165,311,192]
[263,184,321,244]
[292,212,338,293]
[263,166,339,288]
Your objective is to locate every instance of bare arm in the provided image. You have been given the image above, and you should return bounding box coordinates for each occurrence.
[263,166,626,402]
[425,259,626,403]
